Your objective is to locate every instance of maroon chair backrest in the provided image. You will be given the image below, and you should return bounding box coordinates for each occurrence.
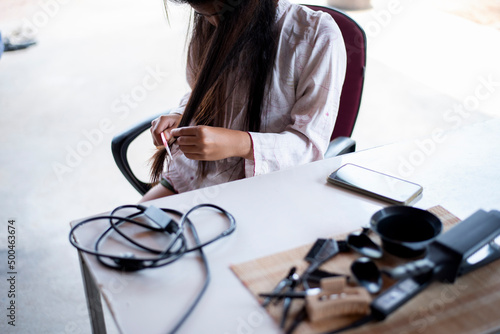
[306,5,366,139]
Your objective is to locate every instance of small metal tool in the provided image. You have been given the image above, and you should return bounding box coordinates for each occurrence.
[281,239,341,331]
[280,271,299,328]
[261,239,342,332]
[261,267,297,308]
[259,287,321,299]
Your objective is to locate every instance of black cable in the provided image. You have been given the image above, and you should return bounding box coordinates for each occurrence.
[95,206,188,270]
[69,203,236,333]
[168,216,210,334]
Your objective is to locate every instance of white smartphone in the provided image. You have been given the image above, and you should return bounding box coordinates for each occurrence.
[327,163,423,205]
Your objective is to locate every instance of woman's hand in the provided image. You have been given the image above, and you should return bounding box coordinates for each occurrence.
[150,114,182,147]
[171,126,253,161]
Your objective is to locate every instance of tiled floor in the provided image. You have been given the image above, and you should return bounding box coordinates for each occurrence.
[0,0,499,333]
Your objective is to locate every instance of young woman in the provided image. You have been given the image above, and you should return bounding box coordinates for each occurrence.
[141,0,346,202]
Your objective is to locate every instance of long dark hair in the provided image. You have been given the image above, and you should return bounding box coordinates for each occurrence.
[150,0,278,183]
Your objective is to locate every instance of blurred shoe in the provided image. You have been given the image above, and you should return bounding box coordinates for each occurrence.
[3,37,37,51]
[0,32,4,57]
[1,28,37,52]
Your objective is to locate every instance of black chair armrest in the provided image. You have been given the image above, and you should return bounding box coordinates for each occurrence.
[324,136,356,159]
[111,112,164,195]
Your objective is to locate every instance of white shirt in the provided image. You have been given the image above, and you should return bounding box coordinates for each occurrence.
[164,0,347,193]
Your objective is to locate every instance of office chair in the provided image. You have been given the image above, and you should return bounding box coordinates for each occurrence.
[112,5,366,195]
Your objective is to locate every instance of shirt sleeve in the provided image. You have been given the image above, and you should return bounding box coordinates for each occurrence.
[245,14,347,177]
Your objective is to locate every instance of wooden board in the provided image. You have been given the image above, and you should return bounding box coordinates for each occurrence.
[230,206,500,333]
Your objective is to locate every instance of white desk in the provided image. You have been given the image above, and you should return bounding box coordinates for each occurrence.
[72,119,500,334]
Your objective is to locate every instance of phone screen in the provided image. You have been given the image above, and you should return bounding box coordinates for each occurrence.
[327,164,423,205]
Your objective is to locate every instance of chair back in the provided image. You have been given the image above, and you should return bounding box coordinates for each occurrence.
[306,5,366,139]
